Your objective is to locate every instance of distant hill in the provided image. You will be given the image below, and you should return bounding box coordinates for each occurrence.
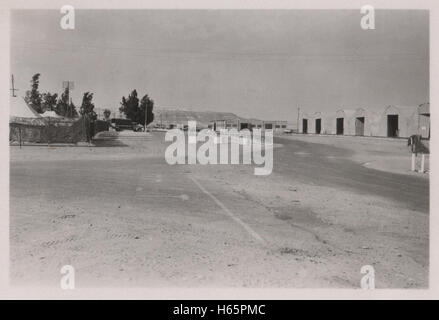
[153,107,250,127]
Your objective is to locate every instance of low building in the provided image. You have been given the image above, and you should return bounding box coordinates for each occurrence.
[209,118,287,132]
[377,105,420,138]
[298,112,310,134]
[262,120,287,132]
[334,109,357,135]
[210,118,240,131]
[274,120,288,131]
[153,107,241,130]
[249,119,263,129]
[419,103,430,139]
[298,104,427,138]
[312,112,323,134]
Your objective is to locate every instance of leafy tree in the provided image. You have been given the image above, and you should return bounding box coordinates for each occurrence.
[68,101,79,118]
[119,89,140,122]
[79,92,97,120]
[24,73,42,113]
[119,90,155,128]
[41,92,58,112]
[56,87,78,118]
[103,108,112,120]
[140,94,155,127]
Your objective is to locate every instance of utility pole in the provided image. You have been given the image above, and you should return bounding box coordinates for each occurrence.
[296,106,300,133]
[10,74,19,97]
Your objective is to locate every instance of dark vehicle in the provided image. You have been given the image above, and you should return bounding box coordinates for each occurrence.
[133,123,144,132]
[110,118,143,132]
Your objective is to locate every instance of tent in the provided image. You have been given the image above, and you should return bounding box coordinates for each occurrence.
[9,97,41,119]
[9,97,43,144]
[41,110,62,118]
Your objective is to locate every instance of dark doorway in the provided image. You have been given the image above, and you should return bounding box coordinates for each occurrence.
[315,119,321,134]
[355,117,365,136]
[336,118,344,135]
[302,119,308,134]
[240,122,249,130]
[387,115,399,137]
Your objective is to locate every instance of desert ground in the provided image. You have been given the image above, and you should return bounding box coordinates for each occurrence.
[9,132,429,288]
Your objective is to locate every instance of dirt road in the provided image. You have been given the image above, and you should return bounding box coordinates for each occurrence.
[9,133,429,288]
[274,137,429,212]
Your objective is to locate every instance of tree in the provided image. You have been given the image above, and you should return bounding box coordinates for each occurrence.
[41,92,58,112]
[24,73,42,113]
[119,90,155,128]
[103,108,111,120]
[119,89,140,122]
[68,101,78,118]
[80,92,97,144]
[140,94,155,127]
[79,92,97,120]
[56,87,78,118]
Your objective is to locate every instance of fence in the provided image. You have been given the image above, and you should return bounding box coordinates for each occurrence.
[9,117,110,145]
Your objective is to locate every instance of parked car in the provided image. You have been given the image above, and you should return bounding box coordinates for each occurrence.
[133,123,144,132]
[110,118,142,131]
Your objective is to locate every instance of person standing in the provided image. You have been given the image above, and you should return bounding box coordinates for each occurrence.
[408,134,429,173]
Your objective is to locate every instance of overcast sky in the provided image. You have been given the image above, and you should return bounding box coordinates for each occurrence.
[10,9,429,122]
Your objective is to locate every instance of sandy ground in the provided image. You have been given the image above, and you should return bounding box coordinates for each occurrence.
[279,134,430,178]
[9,132,429,288]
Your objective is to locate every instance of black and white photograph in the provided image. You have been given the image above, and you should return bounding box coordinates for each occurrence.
[2,1,434,298]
